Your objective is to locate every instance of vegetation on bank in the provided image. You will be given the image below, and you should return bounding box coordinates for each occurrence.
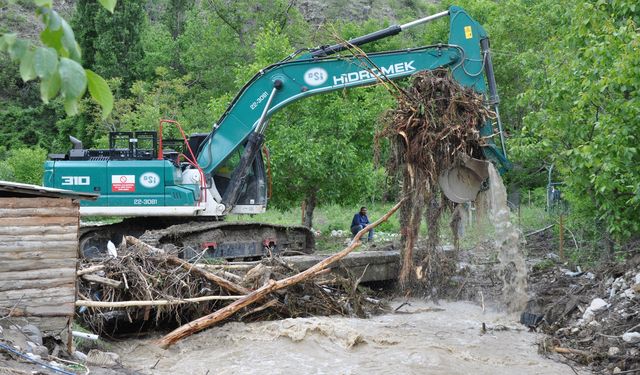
[1,0,638,259]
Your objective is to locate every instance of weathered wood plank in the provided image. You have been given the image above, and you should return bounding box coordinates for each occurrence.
[0,278,74,292]
[0,268,76,281]
[0,233,78,242]
[0,249,77,262]
[0,286,76,301]
[0,207,78,217]
[0,258,77,272]
[0,197,76,209]
[0,316,70,335]
[0,303,74,317]
[0,225,77,236]
[0,216,78,226]
[0,242,79,252]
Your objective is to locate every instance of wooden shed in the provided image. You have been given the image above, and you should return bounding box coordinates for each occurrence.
[0,180,96,347]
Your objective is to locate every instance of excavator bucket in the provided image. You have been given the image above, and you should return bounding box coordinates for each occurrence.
[438,155,490,203]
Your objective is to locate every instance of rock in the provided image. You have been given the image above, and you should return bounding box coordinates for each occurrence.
[73,350,88,363]
[622,288,636,299]
[589,298,608,313]
[545,252,560,261]
[581,309,595,323]
[635,273,640,285]
[20,324,43,345]
[86,349,121,367]
[621,332,640,344]
[608,346,621,356]
[629,348,639,357]
[613,367,622,374]
[26,341,49,357]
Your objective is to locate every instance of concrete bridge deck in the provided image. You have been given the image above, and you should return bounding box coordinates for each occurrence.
[284,250,401,283]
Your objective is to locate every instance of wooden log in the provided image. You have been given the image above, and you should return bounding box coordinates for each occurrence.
[0,303,75,317]
[0,207,78,217]
[157,200,403,349]
[0,268,76,281]
[217,270,243,282]
[0,242,79,252]
[0,225,77,236]
[0,216,78,226]
[77,265,105,276]
[75,295,242,308]
[82,274,123,289]
[0,197,76,209]
[0,258,77,272]
[0,233,78,242]
[0,250,77,261]
[553,346,590,357]
[0,277,74,292]
[0,286,76,301]
[198,264,254,271]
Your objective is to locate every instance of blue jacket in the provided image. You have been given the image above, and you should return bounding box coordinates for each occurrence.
[351,213,369,228]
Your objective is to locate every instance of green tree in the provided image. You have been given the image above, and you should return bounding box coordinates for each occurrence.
[0,147,48,184]
[515,0,640,250]
[73,0,145,85]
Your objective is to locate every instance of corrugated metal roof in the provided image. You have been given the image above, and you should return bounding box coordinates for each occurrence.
[0,180,98,200]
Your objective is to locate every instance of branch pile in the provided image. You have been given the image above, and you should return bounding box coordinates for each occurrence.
[376,68,494,290]
[76,236,386,337]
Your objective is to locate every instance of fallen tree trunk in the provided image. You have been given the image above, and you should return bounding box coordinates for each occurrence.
[157,200,404,349]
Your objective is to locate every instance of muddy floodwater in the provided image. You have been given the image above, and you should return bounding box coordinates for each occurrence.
[114,300,585,375]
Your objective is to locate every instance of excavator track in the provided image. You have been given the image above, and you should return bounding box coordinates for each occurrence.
[79,218,315,260]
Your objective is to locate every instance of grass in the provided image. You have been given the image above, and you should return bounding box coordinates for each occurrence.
[228,201,557,252]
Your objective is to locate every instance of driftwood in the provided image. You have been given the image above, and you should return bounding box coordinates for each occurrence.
[77,265,105,276]
[76,295,242,308]
[157,200,403,349]
[199,264,254,271]
[553,346,591,357]
[81,274,123,289]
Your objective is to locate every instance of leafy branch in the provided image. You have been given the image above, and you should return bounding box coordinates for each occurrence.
[0,0,115,118]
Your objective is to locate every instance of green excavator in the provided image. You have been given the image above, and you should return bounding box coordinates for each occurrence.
[43,6,510,258]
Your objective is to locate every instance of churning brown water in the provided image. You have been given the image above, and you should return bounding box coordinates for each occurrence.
[114,300,582,374]
[486,164,528,312]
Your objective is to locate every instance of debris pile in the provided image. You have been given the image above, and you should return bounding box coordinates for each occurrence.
[76,237,385,337]
[377,68,493,290]
[526,253,640,373]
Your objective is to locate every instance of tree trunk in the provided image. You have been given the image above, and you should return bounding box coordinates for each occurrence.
[302,190,317,228]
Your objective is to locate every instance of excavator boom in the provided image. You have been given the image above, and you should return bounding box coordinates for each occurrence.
[43,6,509,258]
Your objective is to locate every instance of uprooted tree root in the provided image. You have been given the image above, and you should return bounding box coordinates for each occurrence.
[377,68,494,292]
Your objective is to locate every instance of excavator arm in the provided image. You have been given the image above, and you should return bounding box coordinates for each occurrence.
[197,6,509,212]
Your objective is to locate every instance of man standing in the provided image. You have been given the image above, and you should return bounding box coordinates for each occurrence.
[351,206,374,242]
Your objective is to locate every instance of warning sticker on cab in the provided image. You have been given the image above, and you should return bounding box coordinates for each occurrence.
[112,175,136,192]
